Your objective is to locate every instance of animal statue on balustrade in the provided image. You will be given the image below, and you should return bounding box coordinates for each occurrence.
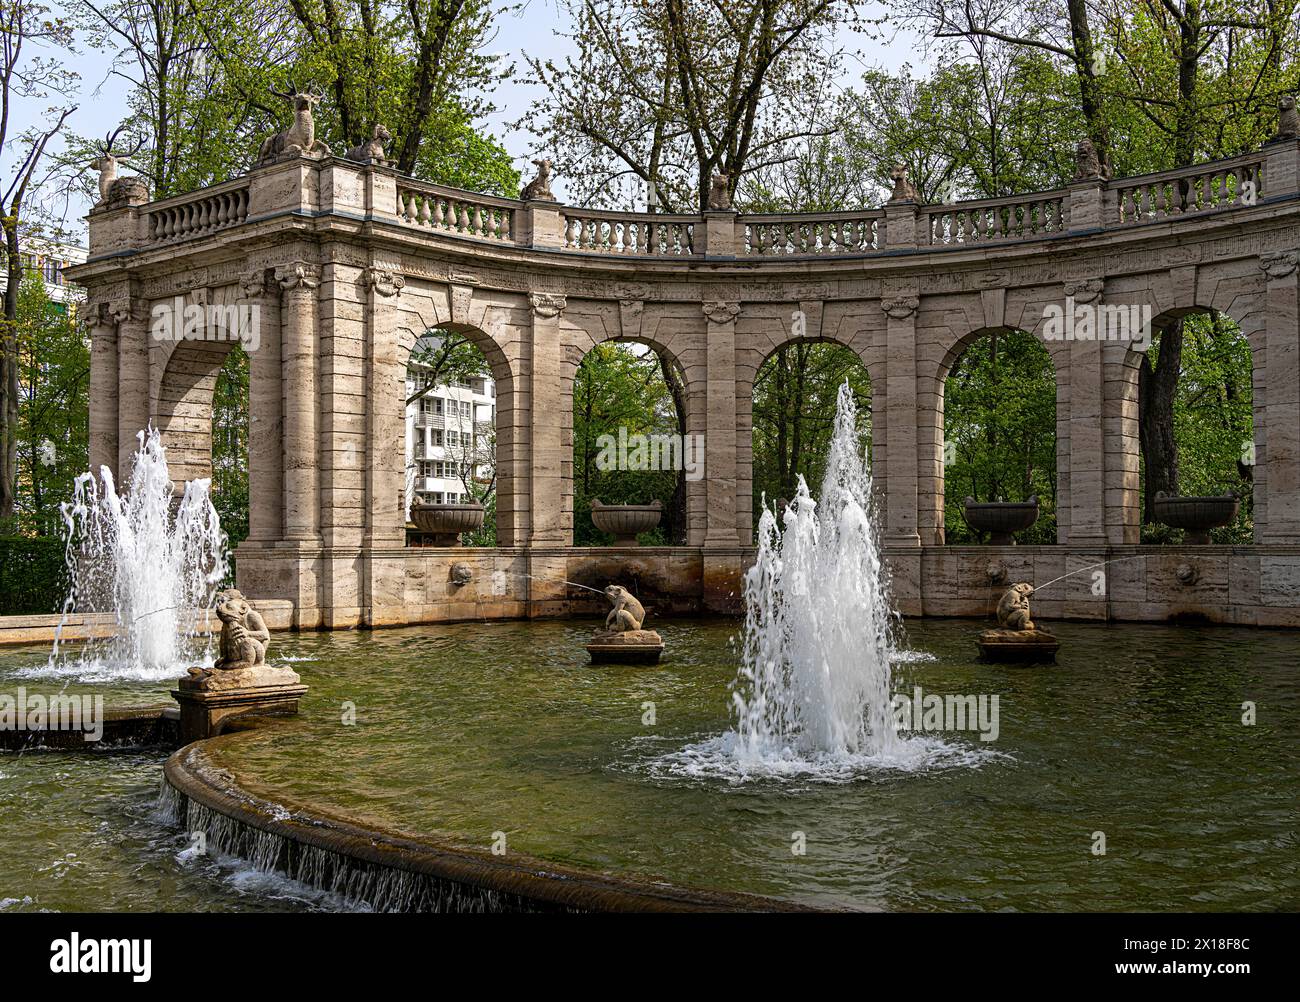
[1277,95,1300,141]
[707,172,732,210]
[520,158,556,200]
[257,83,331,164]
[344,123,392,164]
[88,126,144,207]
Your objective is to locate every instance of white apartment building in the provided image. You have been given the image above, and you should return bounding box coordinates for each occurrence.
[405,348,496,512]
[0,240,87,309]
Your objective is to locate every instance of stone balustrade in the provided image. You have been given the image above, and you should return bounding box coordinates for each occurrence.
[397,180,515,242]
[145,181,250,242]
[923,191,1069,246]
[739,211,881,255]
[561,208,698,256]
[1112,152,1265,224]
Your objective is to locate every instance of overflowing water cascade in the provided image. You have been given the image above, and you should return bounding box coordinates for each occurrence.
[732,382,902,761]
[47,428,228,680]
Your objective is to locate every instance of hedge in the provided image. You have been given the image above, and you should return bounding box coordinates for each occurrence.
[0,536,70,616]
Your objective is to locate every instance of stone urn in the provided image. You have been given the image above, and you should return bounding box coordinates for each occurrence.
[409,502,485,546]
[1153,492,1239,545]
[963,496,1040,545]
[590,499,662,546]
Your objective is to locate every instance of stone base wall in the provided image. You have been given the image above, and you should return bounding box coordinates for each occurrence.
[234,543,1300,629]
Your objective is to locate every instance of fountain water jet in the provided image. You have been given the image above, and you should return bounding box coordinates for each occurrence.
[731,382,902,760]
[650,384,982,781]
[46,428,228,681]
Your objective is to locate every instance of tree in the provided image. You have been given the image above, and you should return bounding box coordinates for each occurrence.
[572,342,680,544]
[1,0,77,524]
[518,0,863,211]
[751,342,872,524]
[14,271,89,535]
[943,329,1057,543]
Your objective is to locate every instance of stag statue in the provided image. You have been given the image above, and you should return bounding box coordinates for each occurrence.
[257,83,331,164]
[88,126,143,207]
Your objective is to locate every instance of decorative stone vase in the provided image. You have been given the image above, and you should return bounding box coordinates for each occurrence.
[963,497,1040,545]
[1153,492,1239,545]
[590,499,662,546]
[409,503,485,546]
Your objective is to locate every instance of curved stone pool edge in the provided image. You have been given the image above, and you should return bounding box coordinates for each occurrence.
[163,738,818,913]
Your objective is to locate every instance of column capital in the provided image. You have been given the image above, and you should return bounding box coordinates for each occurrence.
[701,300,740,324]
[1259,250,1299,281]
[881,295,919,320]
[1063,277,1104,303]
[530,292,566,318]
[275,261,320,291]
[362,265,405,297]
[239,269,270,299]
[108,298,150,325]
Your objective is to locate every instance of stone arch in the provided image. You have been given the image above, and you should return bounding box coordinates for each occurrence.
[562,316,700,546]
[737,320,881,542]
[927,323,1064,545]
[155,331,241,491]
[396,313,523,546]
[1110,295,1265,543]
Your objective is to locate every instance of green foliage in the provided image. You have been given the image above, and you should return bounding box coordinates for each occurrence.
[572,342,679,545]
[1140,313,1255,543]
[944,330,1057,544]
[751,342,872,528]
[211,343,249,549]
[0,535,68,614]
[11,271,89,537]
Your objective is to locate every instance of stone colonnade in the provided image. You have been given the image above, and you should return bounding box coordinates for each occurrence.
[69,140,1300,628]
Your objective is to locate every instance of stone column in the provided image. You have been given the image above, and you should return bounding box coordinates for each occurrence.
[700,300,742,612]
[528,293,567,545]
[276,261,321,542]
[882,293,921,548]
[112,299,151,478]
[240,269,283,543]
[701,301,740,546]
[363,266,407,549]
[359,265,407,627]
[87,304,119,479]
[1259,250,1300,543]
[1064,279,1108,546]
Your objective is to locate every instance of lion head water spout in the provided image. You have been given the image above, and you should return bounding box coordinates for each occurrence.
[732,382,903,762]
[48,428,228,680]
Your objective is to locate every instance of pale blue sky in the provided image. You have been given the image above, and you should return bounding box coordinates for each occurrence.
[4,0,924,240]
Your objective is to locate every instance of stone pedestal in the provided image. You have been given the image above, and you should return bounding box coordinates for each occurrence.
[976,628,1060,664]
[586,629,665,664]
[171,665,306,742]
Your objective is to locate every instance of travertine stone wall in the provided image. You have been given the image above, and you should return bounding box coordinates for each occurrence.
[69,143,1300,628]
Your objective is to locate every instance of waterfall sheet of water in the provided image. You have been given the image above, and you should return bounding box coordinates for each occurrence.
[648,383,991,783]
[38,428,228,682]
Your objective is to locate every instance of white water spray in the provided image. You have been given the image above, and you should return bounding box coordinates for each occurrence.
[46,428,228,680]
[731,382,902,760]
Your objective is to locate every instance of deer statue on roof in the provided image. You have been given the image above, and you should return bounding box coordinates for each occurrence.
[257,82,331,164]
[88,126,144,207]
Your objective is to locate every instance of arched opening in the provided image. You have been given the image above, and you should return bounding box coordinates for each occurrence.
[750,338,872,534]
[403,327,498,545]
[1136,310,1256,543]
[571,340,689,545]
[155,332,249,549]
[941,327,1058,544]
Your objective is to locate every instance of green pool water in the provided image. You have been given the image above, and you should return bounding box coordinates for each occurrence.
[2,618,1297,911]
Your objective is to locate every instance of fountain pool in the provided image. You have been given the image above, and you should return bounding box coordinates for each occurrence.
[3,617,1295,911]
